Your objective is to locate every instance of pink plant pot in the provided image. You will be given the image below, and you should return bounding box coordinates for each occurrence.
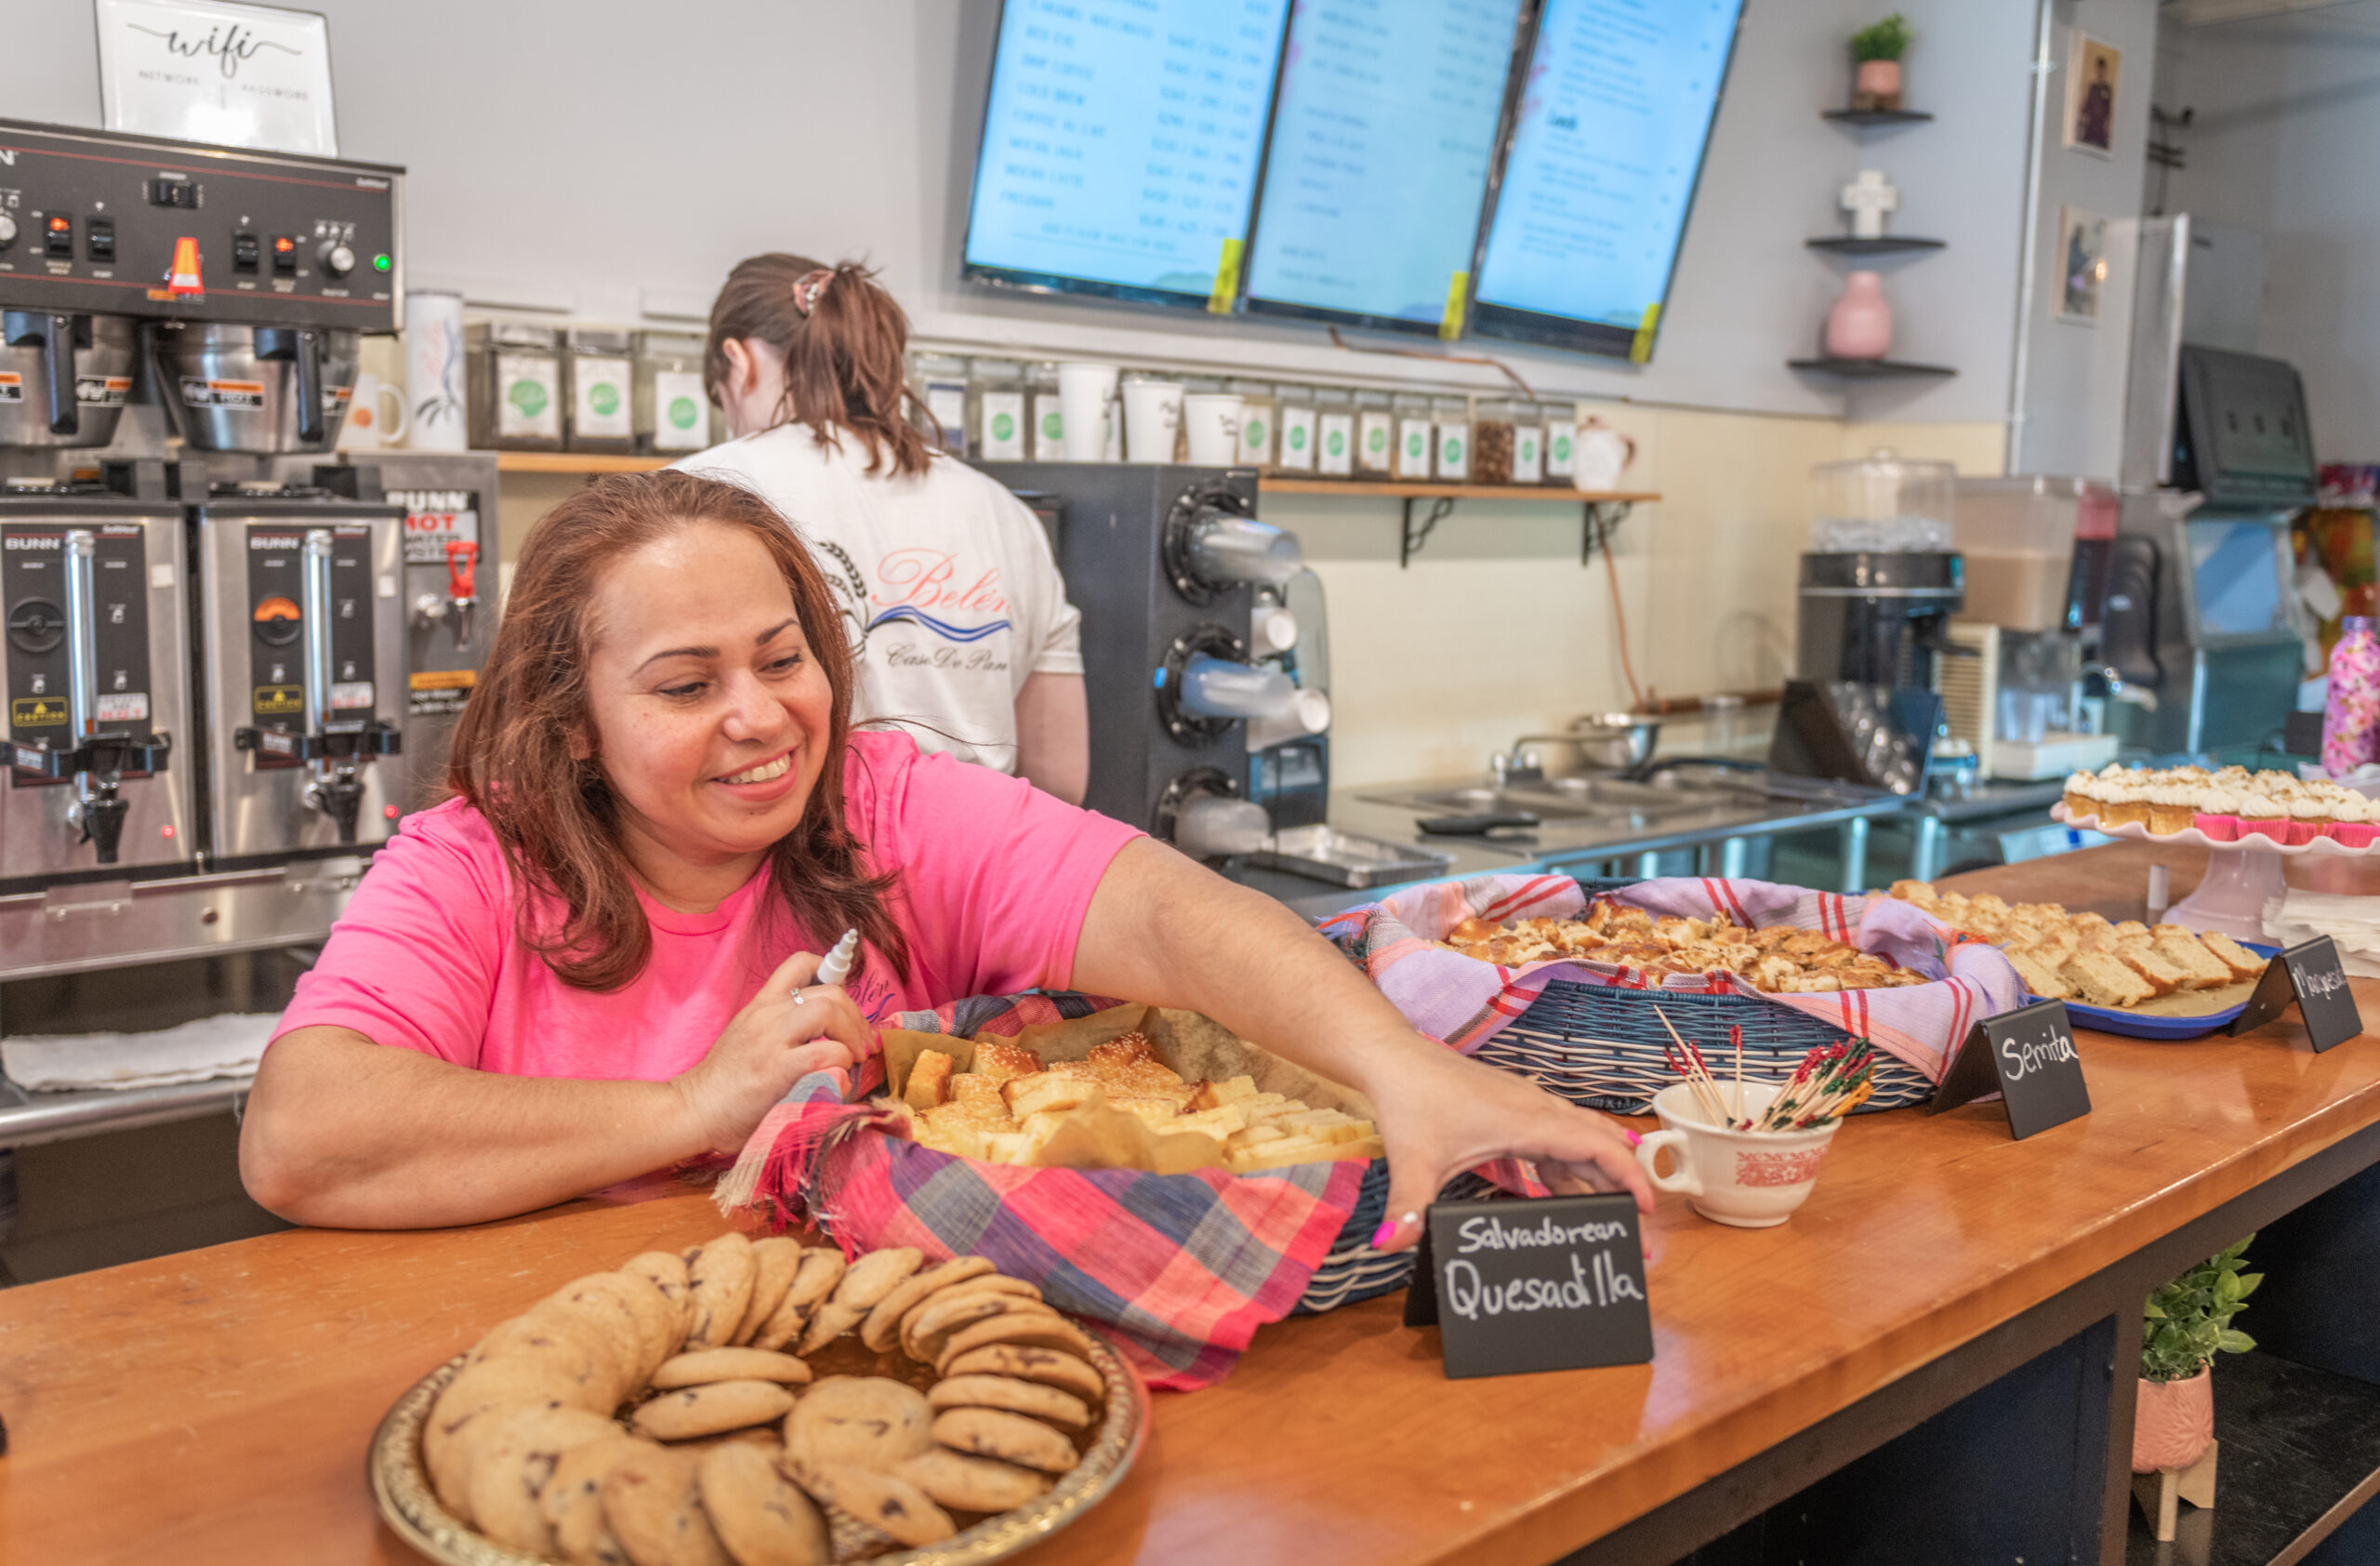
[1825,272,1893,360]
[1854,60,1902,109]
[2134,1369,2214,1473]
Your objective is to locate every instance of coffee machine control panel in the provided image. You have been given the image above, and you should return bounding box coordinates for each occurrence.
[0,119,401,331]
[2,524,160,766]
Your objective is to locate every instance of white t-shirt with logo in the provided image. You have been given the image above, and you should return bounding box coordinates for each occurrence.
[675,425,1082,774]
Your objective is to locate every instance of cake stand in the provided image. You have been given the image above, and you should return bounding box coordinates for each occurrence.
[2049,805,2378,941]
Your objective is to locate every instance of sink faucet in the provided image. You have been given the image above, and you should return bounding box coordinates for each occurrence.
[1492,745,1545,787]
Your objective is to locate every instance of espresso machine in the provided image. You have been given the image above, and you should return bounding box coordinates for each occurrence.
[971,461,1321,855]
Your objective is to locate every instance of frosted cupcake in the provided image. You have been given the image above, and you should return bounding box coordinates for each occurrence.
[2147,779,2201,836]
[2060,769,2097,821]
[2194,788,2243,843]
[2098,780,2153,829]
[2286,793,2332,846]
[2329,795,2380,849]
[2237,791,2290,843]
[2213,766,2255,790]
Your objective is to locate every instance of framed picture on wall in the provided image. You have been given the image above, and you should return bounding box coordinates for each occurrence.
[93,0,337,156]
[2064,31,2119,157]
[2057,206,2108,324]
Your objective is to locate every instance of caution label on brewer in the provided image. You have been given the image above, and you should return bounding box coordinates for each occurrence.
[10,696,66,727]
[181,378,267,410]
[77,376,133,407]
[409,669,477,692]
[252,683,304,716]
[95,692,149,723]
[0,373,19,404]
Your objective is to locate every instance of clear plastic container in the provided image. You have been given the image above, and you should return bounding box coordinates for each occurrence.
[1511,401,1545,484]
[1277,384,1317,473]
[1355,391,1395,478]
[1812,447,1957,552]
[971,357,1027,460]
[563,327,635,454]
[467,321,563,451]
[1393,392,1434,480]
[1229,378,1276,469]
[1474,397,1520,485]
[1315,388,1354,477]
[1027,362,1064,459]
[1542,402,1577,483]
[913,352,969,455]
[1432,396,1471,483]
[633,331,710,455]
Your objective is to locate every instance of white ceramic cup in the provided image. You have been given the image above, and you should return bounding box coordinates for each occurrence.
[1183,392,1244,465]
[1122,379,1184,463]
[1634,1081,1842,1228]
[1057,361,1119,462]
[1573,415,1638,493]
[403,289,469,452]
[337,371,409,451]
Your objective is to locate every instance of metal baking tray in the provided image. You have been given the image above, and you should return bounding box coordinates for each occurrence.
[1249,825,1455,888]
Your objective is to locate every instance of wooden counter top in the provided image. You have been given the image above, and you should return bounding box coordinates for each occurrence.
[3,840,2376,1566]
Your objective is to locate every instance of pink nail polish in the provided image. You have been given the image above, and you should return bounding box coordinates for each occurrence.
[1623,1129,1643,1147]
[1369,1221,1396,1249]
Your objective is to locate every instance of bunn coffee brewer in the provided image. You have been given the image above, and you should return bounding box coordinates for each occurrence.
[971,461,1308,856]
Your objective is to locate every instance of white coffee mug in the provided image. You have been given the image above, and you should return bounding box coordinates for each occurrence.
[1574,415,1638,493]
[1634,1080,1842,1228]
[1057,361,1119,463]
[1122,379,1184,463]
[337,371,409,452]
[403,289,469,452]
[1183,392,1243,466]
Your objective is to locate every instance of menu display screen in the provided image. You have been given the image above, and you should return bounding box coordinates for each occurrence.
[962,0,1294,307]
[1472,0,1745,359]
[1244,0,1527,333]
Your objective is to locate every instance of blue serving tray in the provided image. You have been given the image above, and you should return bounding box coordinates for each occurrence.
[2034,942,2280,1040]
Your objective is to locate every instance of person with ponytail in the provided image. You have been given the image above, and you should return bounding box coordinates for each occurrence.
[677,254,1089,804]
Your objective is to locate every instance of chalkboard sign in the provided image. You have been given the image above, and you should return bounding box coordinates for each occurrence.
[1403,1193,1652,1379]
[2230,936,2363,1053]
[1926,999,2093,1141]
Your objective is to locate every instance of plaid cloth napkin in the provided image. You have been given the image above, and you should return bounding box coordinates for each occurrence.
[1319,873,2024,1084]
[716,991,1369,1390]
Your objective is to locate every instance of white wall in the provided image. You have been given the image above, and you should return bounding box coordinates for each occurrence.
[0,0,2035,421]
[2158,2,2380,458]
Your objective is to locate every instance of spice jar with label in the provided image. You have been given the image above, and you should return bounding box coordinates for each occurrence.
[1314,388,1353,477]
[1279,384,1318,473]
[1229,378,1276,469]
[971,357,1028,461]
[1543,401,1578,484]
[1393,392,1435,480]
[1473,397,1519,485]
[913,352,970,455]
[467,321,564,451]
[634,331,711,456]
[1355,391,1396,479]
[1432,396,1471,483]
[1028,361,1064,459]
[1511,401,1545,484]
[563,328,636,454]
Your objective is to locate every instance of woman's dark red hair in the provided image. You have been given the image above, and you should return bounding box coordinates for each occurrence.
[447,469,907,991]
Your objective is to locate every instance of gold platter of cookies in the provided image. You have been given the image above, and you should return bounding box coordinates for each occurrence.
[367,1234,1147,1566]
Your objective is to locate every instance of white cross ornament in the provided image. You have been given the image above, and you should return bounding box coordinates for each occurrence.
[1841,169,1898,240]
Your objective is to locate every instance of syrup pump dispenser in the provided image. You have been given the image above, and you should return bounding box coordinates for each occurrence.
[231,528,401,844]
[7,531,172,864]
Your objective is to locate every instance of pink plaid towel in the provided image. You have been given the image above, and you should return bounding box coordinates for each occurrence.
[1319,873,2024,1084]
[715,992,1368,1390]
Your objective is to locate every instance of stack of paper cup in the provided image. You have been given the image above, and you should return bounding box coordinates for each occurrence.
[1123,379,1183,463]
[1183,393,1244,465]
[1057,362,1118,462]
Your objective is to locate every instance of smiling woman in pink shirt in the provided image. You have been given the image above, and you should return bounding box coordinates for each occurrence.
[240,470,1649,1242]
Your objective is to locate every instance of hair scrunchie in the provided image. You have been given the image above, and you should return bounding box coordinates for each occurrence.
[790,269,834,317]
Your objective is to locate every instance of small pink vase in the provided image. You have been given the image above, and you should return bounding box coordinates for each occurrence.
[1855,59,1903,111]
[1825,271,1893,360]
[2133,1370,2215,1473]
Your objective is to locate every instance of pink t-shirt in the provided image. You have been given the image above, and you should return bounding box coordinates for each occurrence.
[274,733,1140,1079]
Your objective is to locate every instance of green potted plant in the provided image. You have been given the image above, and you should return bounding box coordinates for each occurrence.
[2135,1235,2260,1474]
[1851,14,1912,112]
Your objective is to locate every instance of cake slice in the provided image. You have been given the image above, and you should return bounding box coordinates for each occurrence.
[2197,930,2271,981]
[2062,949,2156,1009]
[2109,942,2188,997]
[2149,925,2235,989]
[2003,946,2072,1000]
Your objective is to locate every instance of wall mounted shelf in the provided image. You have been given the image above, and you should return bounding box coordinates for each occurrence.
[1821,108,1934,126]
[494,452,673,474]
[1258,481,1659,568]
[1805,236,1946,256]
[1788,357,1956,380]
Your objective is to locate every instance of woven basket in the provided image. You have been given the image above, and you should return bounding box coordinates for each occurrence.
[1290,1165,1505,1316]
[1474,982,1936,1118]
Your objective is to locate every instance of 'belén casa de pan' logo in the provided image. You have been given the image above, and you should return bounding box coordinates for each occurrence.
[864,549,1012,645]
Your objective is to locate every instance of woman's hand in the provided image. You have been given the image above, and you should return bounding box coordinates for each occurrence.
[670,949,877,1156]
[1362,1036,1653,1252]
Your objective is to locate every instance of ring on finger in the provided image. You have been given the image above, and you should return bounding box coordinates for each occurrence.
[792,989,807,1007]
